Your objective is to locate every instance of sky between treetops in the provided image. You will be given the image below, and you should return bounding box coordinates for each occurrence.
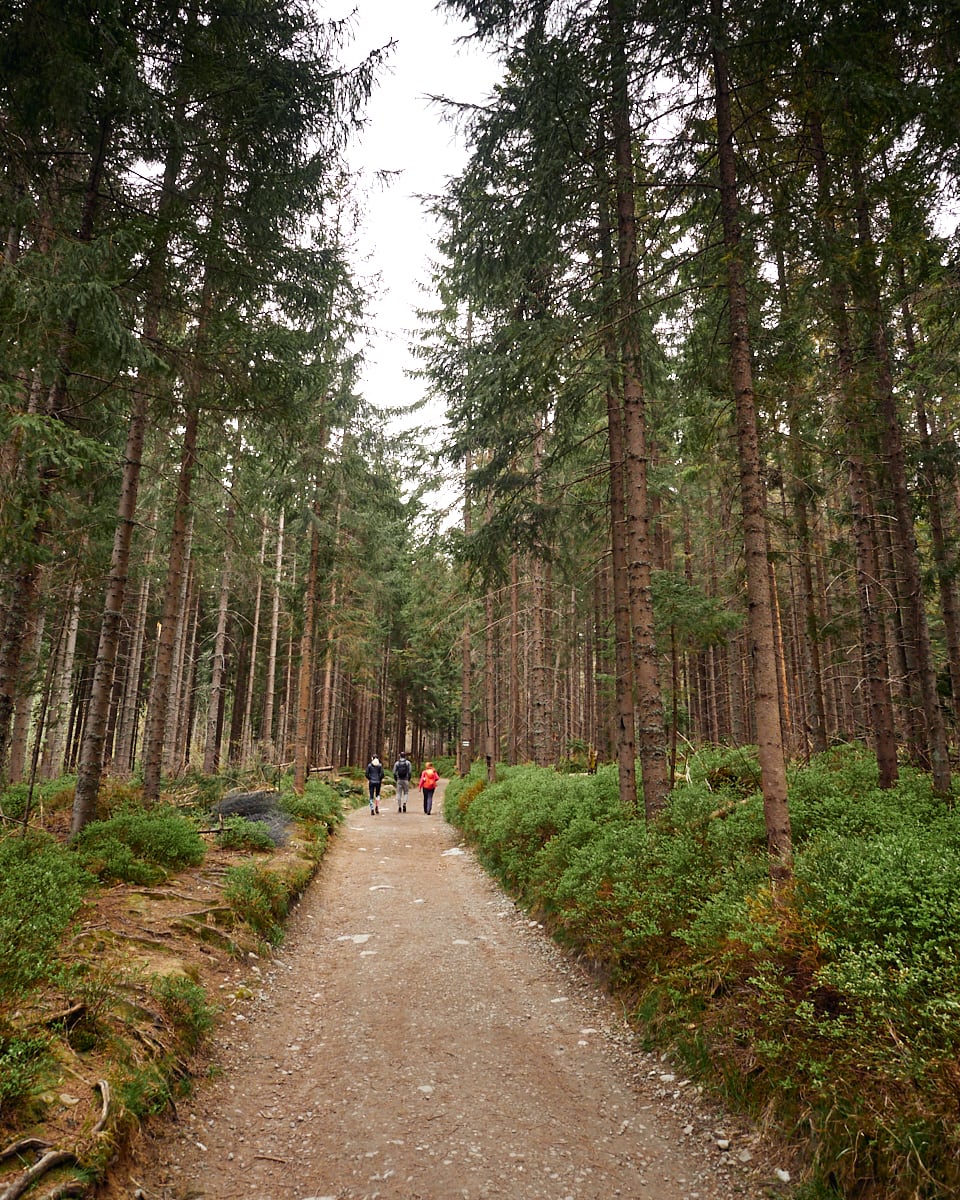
[338,0,503,438]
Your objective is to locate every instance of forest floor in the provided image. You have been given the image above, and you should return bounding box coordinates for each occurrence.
[94,780,799,1200]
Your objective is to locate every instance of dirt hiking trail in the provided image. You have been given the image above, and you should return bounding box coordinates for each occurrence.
[111,781,791,1200]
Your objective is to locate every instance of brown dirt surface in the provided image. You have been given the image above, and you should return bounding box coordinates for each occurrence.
[100,781,798,1200]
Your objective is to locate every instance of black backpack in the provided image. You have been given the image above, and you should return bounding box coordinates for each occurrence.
[395,757,411,781]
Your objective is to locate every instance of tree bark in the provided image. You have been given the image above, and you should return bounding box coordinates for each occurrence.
[241,515,268,764]
[608,0,668,819]
[712,0,793,884]
[141,408,200,804]
[293,492,321,793]
[261,512,284,757]
[202,505,235,773]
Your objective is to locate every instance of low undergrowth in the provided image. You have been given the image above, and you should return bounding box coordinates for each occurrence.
[0,771,343,1187]
[445,745,960,1199]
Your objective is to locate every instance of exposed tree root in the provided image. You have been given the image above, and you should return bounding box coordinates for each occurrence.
[0,1140,51,1165]
[43,1004,87,1031]
[0,1083,108,1200]
[0,1150,77,1200]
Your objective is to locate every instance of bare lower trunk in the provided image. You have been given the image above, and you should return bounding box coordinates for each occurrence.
[852,172,950,796]
[42,570,83,778]
[8,608,45,782]
[142,409,200,803]
[241,516,268,763]
[713,0,793,884]
[293,493,321,793]
[808,113,899,785]
[202,507,235,774]
[529,423,551,766]
[609,0,668,818]
[260,513,284,756]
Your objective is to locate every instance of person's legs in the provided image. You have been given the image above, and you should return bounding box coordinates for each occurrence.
[369,782,376,814]
[424,787,434,815]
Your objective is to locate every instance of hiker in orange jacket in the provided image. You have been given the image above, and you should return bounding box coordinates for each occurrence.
[418,762,439,815]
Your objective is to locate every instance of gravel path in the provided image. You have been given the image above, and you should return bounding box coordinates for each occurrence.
[118,782,793,1200]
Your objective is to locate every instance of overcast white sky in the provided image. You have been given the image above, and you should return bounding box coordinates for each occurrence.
[337,1,502,428]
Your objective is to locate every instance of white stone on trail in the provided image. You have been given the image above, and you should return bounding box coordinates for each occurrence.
[337,934,372,943]
[418,1085,435,1095]
[551,996,569,1003]
[369,884,394,890]
[452,938,470,945]
[413,898,425,904]
[441,847,465,856]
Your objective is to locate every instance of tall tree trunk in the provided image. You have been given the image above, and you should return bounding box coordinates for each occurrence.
[241,515,268,764]
[851,167,950,794]
[528,422,551,766]
[141,408,200,804]
[0,116,113,778]
[163,521,195,772]
[202,505,235,773]
[459,452,474,776]
[261,512,284,757]
[712,0,793,884]
[507,551,521,765]
[293,491,321,793]
[900,283,960,720]
[808,112,899,785]
[484,498,498,782]
[8,607,45,783]
[609,0,668,819]
[71,127,184,826]
[41,567,83,778]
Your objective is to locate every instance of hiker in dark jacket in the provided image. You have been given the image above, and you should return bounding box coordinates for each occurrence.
[393,752,412,813]
[365,756,384,814]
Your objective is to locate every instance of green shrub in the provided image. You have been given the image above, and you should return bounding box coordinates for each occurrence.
[215,816,278,853]
[280,781,342,830]
[223,863,288,945]
[71,806,205,884]
[449,748,960,1198]
[151,974,215,1052]
[0,1032,53,1116]
[119,1064,173,1118]
[0,832,93,999]
[0,776,77,821]
[431,755,456,778]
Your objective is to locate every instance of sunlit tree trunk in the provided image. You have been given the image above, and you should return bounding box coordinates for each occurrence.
[8,607,44,783]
